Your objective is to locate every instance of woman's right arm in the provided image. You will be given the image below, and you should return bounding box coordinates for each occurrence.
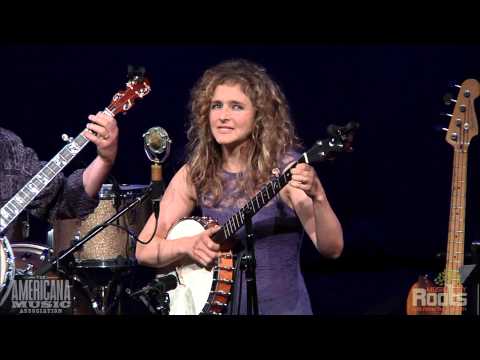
[135,165,220,268]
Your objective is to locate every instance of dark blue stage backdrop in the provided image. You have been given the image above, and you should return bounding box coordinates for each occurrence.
[3,43,480,315]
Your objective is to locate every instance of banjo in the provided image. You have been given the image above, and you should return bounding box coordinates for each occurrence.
[0,75,151,307]
[166,122,358,315]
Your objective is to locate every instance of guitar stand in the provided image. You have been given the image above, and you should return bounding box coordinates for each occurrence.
[460,242,480,316]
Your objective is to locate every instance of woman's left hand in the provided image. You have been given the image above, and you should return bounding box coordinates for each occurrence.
[288,163,326,202]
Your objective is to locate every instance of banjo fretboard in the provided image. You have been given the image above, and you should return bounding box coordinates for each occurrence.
[213,156,306,244]
[0,133,90,234]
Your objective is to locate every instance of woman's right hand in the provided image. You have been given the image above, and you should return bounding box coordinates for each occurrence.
[186,225,222,267]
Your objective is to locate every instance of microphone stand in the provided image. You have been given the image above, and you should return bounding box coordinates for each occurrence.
[150,162,164,221]
[241,207,259,315]
[34,188,152,276]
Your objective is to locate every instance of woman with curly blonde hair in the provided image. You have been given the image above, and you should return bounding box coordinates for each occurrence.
[136,59,343,314]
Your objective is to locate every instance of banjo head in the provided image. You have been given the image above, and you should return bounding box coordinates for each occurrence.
[166,216,234,315]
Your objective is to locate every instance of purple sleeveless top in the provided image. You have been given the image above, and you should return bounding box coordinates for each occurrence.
[199,152,313,315]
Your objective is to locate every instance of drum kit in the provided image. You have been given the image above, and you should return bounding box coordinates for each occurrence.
[0,183,171,315]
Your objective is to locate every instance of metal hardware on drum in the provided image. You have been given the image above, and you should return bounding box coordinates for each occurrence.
[0,237,15,307]
[11,243,53,277]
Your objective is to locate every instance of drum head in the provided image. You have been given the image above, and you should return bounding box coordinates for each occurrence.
[99,184,148,199]
[11,243,53,276]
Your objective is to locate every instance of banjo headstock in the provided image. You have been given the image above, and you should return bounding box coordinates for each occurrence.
[301,121,359,164]
[108,74,151,116]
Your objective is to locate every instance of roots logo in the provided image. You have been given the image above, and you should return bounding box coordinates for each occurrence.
[411,285,467,311]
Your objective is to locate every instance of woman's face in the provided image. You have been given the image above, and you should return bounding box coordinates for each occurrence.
[209,83,256,150]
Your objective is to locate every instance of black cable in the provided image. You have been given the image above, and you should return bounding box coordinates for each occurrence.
[133,215,158,245]
[88,214,158,246]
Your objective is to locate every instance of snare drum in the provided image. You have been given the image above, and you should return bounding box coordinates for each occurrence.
[54,184,151,268]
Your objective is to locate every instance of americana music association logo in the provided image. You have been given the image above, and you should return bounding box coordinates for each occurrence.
[9,275,72,314]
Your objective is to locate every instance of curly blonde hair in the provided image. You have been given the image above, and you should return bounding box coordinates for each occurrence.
[186,59,302,206]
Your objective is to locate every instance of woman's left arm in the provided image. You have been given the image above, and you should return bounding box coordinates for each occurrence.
[280,163,343,258]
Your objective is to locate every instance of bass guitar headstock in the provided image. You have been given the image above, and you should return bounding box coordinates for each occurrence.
[444,79,480,149]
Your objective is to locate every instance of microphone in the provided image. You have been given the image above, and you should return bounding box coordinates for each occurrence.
[148,130,166,152]
[150,273,178,293]
[143,127,172,220]
[131,273,178,296]
[143,127,171,163]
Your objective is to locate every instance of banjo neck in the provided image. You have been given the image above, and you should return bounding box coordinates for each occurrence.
[212,124,357,246]
[0,132,91,234]
[213,162,298,246]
